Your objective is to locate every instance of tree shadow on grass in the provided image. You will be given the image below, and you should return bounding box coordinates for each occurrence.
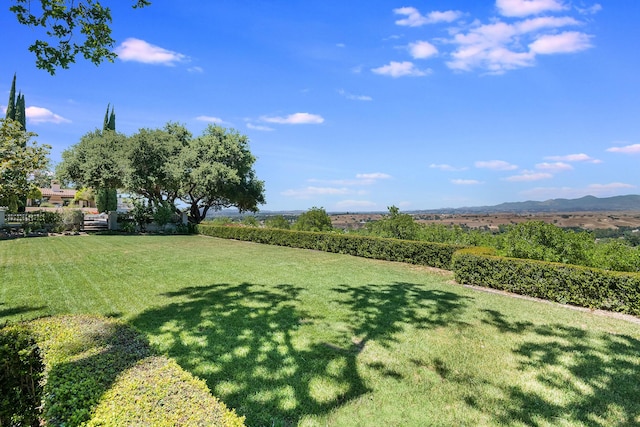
[466,309,640,426]
[130,282,470,426]
[0,303,48,322]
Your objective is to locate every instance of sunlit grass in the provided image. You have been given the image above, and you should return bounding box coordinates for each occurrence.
[2,235,639,426]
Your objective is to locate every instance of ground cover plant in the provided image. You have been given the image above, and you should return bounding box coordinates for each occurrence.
[1,235,640,426]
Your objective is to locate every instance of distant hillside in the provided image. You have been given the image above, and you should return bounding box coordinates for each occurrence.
[414,195,640,214]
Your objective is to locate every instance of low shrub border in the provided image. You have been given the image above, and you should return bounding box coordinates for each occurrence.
[197,225,465,269]
[452,247,640,316]
[0,324,45,427]
[21,315,245,427]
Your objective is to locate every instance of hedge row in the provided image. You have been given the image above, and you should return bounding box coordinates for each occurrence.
[198,225,465,269]
[452,247,640,316]
[22,315,245,427]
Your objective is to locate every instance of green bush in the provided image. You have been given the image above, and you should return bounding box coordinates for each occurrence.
[264,214,290,229]
[452,247,640,315]
[28,315,244,427]
[198,224,465,269]
[292,207,333,232]
[59,209,84,232]
[0,324,45,427]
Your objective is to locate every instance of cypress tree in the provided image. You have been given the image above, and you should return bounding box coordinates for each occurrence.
[5,73,16,120]
[108,107,115,131]
[103,103,110,131]
[15,92,26,131]
[98,104,118,212]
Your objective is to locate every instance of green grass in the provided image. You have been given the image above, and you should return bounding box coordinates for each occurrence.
[2,235,640,426]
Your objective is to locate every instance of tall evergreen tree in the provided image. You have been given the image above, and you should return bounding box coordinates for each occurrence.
[97,104,118,212]
[103,104,115,131]
[108,107,115,131]
[15,93,26,131]
[5,73,16,121]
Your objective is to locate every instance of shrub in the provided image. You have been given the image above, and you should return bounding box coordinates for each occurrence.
[264,214,290,229]
[452,247,640,315]
[59,209,84,232]
[198,224,464,269]
[292,207,332,232]
[28,315,244,427]
[0,324,45,427]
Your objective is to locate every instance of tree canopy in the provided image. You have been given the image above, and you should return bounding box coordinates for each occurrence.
[9,0,150,74]
[292,207,333,232]
[0,118,50,211]
[57,123,265,223]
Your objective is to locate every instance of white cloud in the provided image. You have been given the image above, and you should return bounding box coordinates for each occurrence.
[451,179,482,185]
[606,143,640,154]
[429,163,468,172]
[408,41,438,59]
[25,106,71,124]
[496,0,567,17]
[261,113,324,124]
[535,162,573,172]
[246,123,274,131]
[196,115,226,124]
[544,153,601,163]
[188,66,204,73]
[372,61,430,77]
[529,31,593,54]
[281,186,350,198]
[114,38,187,65]
[394,7,462,27]
[309,173,391,186]
[356,173,391,180]
[577,4,602,15]
[516,16,580,33]
[447,22,536,73]
[338,89,373,101]
[475,160,518,170]
[334,200,377,209]
[504,171,553,181]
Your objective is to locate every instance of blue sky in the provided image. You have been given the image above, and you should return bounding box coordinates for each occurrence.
[2,0,640,212]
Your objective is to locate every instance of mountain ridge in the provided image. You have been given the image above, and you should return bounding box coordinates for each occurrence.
[412,194,640,214]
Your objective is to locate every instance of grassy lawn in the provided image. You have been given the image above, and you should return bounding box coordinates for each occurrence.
[2,234,640,426]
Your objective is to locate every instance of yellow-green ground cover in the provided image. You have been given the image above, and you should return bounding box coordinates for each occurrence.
[1,235,639,426]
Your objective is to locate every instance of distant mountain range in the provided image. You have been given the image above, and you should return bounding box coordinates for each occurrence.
[412,195,640,214]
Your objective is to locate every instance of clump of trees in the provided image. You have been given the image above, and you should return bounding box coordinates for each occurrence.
[57,123,265,223]
[357,211,640,273]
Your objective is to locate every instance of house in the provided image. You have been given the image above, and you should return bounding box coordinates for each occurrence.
[28,181,95,208]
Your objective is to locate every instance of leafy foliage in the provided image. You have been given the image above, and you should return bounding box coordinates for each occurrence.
[292,207,333,232]
[0,119,50,212]
[9,0,151,74]
[56,129,128,190]
[26,315,244,426]
[265,214,290,229]
[0,324,45,427]
[498,221,594,265]
[198,224,463,269]
[452,247,640,315]
[363,205,420,240]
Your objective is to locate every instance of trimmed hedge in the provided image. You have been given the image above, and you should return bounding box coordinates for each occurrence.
[0,324,45,427]
[452,247,640,315]
[198,225,465,269]
[27,315,245,427]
